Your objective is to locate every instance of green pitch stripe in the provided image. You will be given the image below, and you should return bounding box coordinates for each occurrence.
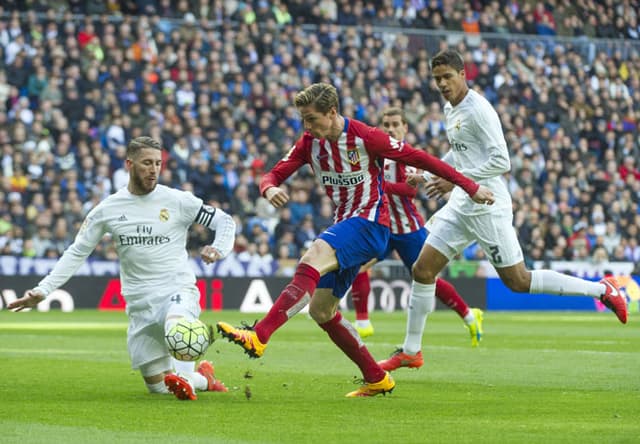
[0,322,128,330]
[0,348,114,354]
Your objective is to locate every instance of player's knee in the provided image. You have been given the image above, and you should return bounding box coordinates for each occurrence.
[411,262,436,283]
[308,305,334,324]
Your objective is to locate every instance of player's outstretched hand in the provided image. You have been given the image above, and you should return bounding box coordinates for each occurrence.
[471,185,495,205]
[201,245,222,264]
[265,186,289,208]
[7,289,45,312]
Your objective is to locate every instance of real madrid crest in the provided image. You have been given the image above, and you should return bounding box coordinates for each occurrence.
[346,146,360,165]
[159,208,169,221]
[455,119,462,131]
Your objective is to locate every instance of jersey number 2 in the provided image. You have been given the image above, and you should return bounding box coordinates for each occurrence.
[488,246,502,264]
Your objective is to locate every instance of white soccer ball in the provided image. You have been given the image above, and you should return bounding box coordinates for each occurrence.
[164,318,211,361]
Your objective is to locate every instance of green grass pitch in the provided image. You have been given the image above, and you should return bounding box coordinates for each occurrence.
[0,309,638,444]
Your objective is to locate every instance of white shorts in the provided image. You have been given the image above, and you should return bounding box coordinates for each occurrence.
[425,205,523,268]
[126,285,201,370]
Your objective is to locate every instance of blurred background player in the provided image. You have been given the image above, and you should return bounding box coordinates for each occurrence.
[8,136,236,401]
[350,108,483,372]
[407,50,627,338]
[216,83,495,397]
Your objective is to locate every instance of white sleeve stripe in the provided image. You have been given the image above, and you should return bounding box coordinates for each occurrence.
[195,206,215,226]
[193,205,236,258]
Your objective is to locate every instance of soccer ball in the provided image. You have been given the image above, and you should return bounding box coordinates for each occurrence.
[164,318,211,361]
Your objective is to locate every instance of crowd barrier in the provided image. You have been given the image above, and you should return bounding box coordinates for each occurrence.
[2,274,638,314]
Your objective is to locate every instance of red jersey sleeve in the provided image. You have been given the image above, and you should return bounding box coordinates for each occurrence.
[259,136,310,196]
[366,127,479,197]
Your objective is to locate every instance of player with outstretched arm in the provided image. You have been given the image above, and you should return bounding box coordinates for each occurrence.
[9,136,236,401]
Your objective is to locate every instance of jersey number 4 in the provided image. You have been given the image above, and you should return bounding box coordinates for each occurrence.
[170,294,182,304]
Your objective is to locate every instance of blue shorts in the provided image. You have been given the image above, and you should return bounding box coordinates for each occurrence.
[378,227,427,270]
[317,217,390,299]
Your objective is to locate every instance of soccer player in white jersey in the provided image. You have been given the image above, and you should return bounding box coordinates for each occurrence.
[8,136,237,401]
[404,49,627,350]
[216,82,495,397]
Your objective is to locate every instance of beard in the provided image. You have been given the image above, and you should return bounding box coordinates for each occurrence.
[129,169,157,195]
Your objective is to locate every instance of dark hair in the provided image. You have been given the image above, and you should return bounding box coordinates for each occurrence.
[431,49,465,72]
[381,107,407,124]
[126,136,161,159]
[294,83,339,114]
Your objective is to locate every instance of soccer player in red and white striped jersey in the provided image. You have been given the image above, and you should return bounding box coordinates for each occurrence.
[217,83,495,397]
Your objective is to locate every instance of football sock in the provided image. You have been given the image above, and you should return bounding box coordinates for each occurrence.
[172,359,207,391]
[351,271,371,320]
[146,381,169,394]
[435,277,470,319]
[180,371,207,391]
[463,310,476,325]
[172,358,195,374]
[355,319,372,329]
[319,311,385,383]
[529,270,606,297]
[402,281,436,355]
[255,263,320,343]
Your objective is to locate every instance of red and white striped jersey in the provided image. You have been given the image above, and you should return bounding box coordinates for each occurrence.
[260,118,479,227]
[383,159,425,234]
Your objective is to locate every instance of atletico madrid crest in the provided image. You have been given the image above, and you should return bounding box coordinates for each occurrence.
[346,147,360,165]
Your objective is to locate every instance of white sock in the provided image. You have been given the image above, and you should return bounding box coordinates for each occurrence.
[355,320,371,328]
[463,310,476,325]
[179,371,208,391]
[402,281,436,355]
[172,358,207,391]
[172,357,195,374]
[146,380,169,394]
[529,270,605,297]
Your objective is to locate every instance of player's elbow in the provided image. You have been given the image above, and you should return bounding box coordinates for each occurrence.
[497,155,511,174]
[227,215,237,234]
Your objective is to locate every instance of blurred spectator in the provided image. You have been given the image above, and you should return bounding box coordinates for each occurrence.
[294,214,317,251]
[288,188,313,225]
[0,2,638,277]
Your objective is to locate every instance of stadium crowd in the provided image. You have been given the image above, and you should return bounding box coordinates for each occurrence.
[0,0,640,275]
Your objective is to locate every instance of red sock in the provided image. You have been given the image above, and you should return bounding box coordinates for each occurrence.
[351,271,371,321]
[254,263,320,343]
[318,312,385,383]
[435,277,470,318]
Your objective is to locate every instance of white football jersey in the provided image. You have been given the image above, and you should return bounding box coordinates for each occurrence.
[443,89,513,215]
[37,185,208,302]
